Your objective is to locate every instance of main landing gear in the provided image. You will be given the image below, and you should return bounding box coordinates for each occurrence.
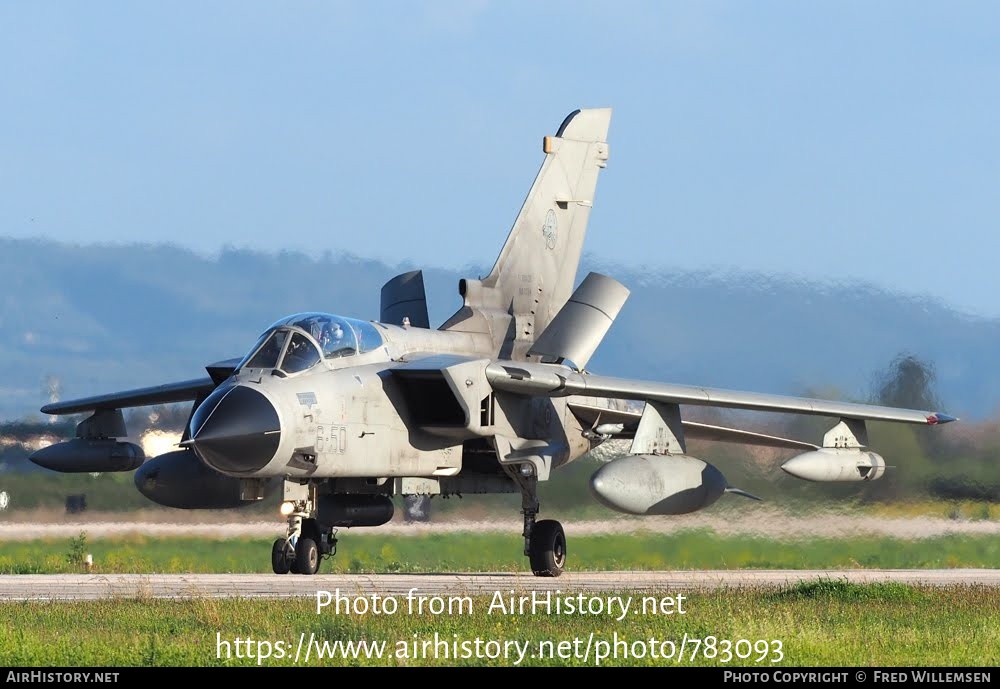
[513,467,566,577]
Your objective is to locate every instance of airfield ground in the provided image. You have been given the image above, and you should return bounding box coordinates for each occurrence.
[1,504,997,541]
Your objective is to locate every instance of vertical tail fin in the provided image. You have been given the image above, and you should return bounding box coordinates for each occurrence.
[441,108,612,360]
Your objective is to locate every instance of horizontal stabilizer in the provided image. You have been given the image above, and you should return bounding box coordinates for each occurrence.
[381,270,430,328]
[528,272,629,370]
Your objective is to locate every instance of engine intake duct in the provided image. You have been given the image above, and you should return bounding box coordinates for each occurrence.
[392,370,466,426]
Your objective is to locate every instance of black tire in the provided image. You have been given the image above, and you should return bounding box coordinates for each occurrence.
[271,538,293,575]
[295,536,320,575]
[529,519,566,577]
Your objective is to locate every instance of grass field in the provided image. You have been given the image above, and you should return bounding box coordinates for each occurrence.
[0,581,996,667]
[1,529,996,668]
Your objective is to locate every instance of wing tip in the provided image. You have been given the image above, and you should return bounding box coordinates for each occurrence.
[927,413,958,425]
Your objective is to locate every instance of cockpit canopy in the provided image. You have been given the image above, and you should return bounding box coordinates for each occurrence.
[237,312,384,374]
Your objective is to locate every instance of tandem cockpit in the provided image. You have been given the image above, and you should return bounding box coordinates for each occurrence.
[236,312,385,375]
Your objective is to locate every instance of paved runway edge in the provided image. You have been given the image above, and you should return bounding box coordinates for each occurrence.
[1,569,997,601]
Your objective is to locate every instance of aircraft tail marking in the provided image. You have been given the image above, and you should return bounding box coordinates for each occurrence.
[441,108,612,361]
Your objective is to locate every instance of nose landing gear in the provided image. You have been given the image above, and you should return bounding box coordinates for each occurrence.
[271,486,338,575]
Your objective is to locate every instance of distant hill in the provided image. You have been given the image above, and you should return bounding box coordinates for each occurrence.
[1,237,997,424]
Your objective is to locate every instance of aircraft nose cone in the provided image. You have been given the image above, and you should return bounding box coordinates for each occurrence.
[189,385,281,474]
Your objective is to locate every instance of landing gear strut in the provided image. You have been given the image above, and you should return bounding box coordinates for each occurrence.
[512,466,565,577]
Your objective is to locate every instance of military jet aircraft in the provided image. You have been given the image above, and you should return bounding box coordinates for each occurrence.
[32,108,956,577]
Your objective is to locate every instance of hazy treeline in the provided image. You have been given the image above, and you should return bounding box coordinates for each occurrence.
[1,240,997,514]
[2,238,1000,422]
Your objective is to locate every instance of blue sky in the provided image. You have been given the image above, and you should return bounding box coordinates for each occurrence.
[2,2,999,316]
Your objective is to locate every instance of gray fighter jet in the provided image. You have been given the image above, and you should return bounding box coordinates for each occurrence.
[32,108,956,577]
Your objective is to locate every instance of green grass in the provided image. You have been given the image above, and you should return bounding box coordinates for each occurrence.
[0,583,996,666]
[764,580,921,602]
[1,530,997,574]
[1,531,995,667]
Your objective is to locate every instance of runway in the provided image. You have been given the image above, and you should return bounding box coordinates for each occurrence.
[1,569,997,601]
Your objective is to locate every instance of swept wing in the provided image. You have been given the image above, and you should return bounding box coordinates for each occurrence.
[486,361,955,425]
[40,378,215,415]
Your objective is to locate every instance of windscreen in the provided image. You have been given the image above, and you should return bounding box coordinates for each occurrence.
[241,330,289,369]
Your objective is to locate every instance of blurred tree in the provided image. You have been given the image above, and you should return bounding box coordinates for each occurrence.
[871,353,941,413]
[869,352,950,462]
